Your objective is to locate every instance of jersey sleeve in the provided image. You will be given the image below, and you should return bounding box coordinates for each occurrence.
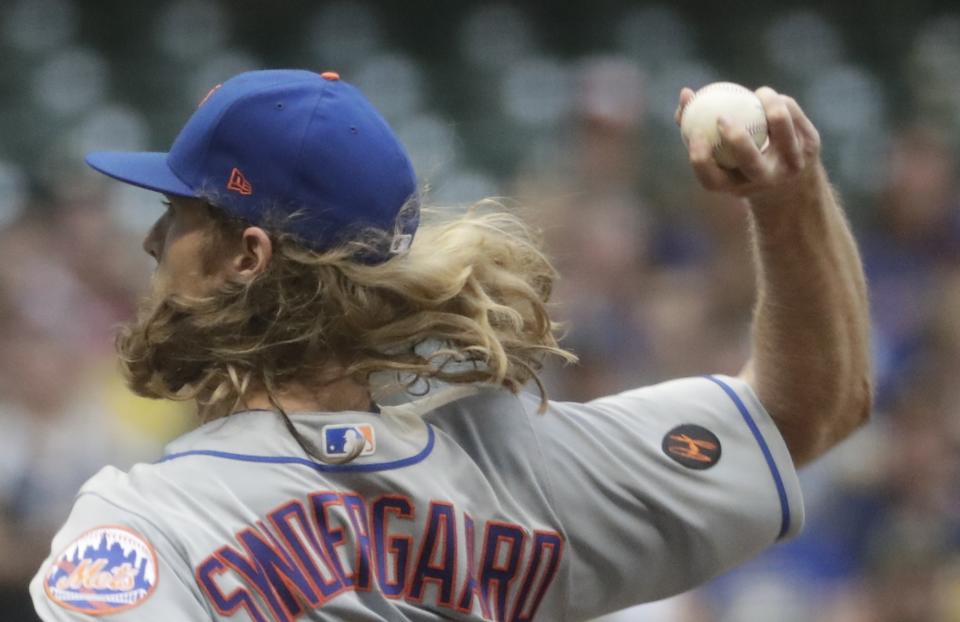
[528,375,804,618]
[30,490,211,621]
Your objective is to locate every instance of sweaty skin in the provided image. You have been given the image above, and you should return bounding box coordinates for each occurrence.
[677,86,872,466]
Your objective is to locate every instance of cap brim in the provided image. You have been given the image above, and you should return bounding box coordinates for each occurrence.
[85,151,196,197]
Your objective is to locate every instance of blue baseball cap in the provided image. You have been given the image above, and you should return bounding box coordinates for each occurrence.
[86,69,419,261]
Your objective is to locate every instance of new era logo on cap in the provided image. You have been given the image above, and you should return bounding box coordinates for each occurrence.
[227,167,252,195]
[322,424,375,458]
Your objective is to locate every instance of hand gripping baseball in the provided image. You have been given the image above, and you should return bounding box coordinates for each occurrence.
[675,86,822,202]
[675,85,872,466]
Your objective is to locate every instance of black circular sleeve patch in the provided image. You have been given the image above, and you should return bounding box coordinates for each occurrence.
[662,424,722,470]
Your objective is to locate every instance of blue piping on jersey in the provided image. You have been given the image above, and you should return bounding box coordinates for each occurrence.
[705,376,791,541]
[156,424,436,473]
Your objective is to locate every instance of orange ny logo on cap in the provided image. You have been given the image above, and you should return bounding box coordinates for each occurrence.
[227,167,252,195]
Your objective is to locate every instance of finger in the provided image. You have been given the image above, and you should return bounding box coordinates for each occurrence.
[756,89,803,172]
[784,97,821,151]
[717,115,767,180]
[674,88,696,127]
[689,135,740,190]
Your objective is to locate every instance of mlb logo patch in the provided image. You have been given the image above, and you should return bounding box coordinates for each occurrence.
[322,423,376,458]
[44,525,158,615]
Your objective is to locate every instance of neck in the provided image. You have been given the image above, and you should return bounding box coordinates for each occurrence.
[238,375,373,414]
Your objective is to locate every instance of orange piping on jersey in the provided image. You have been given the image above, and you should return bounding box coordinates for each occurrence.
[511,530,566,622]
[370,494,417,599]
[405,501,459,608]
[267,500,341,600]
[478,520,527,622]
[341,492,375,592]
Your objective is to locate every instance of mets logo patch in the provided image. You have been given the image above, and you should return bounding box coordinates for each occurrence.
[322,423,376,458]
[662,424,722,470]
[44,525,158,615]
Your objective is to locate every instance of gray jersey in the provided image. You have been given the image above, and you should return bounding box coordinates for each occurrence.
[31,375,803,621]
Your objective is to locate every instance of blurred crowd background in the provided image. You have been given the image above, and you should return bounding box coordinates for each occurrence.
[1,0,959,620]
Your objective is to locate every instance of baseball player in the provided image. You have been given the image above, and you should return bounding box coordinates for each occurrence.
[31,70,870,620]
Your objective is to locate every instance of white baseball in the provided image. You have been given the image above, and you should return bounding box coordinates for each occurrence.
[680,82,768,170]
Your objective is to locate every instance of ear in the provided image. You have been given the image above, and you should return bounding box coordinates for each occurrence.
[230,227,273,281]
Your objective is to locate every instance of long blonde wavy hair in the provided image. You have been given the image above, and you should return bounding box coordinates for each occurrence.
[117,199,577,424]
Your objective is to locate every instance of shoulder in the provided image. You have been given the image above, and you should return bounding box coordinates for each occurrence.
[31,471,181,620]
[47,462,188,559]
[74,459,184,513]
[53,458,212,567]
